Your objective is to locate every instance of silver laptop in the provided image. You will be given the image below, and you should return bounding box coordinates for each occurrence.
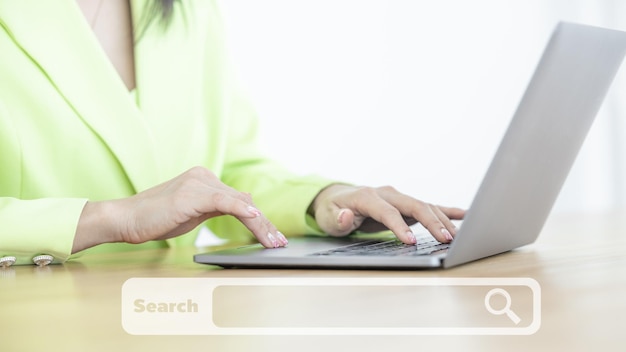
[195,22,626,269]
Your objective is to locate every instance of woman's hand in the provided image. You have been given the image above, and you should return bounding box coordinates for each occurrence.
[72,166,287,253]
[310,184,465,244]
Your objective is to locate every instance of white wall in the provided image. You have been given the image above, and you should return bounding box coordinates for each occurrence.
[219,0,626,214]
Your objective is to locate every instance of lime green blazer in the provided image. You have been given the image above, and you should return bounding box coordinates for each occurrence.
[0,0,332,265]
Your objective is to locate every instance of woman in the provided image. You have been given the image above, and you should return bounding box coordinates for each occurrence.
[0,0,464,266]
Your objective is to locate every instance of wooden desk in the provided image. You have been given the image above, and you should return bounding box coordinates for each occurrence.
[1,211,625,351]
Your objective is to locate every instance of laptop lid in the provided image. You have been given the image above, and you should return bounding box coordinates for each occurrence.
[443,21,626,267]
[194,22,626,269]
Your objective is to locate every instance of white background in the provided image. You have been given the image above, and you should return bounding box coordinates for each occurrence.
[219,0,626,214]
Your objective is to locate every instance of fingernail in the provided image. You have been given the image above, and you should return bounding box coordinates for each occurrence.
[247,206,262,217]
[337,209,347,226]
[442,228,453,241]
[406,231,417,244]
[276,231,289,246]
[267,232,279,248]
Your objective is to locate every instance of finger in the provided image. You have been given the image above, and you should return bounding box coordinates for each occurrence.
[370,191,451,243]
[347,192,417,244]
[313,200,358,237]
[371,188,460,243]
[412,202,454,243]
[201,186,288,248]
[239,215,287,248]
[185,184,287,248]
[431,205,458,237]
[436,205,466,221]
[181,167,261,212]
[336,208,356,234]
[193,188,262,220]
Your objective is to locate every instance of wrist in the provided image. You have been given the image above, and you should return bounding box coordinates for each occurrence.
[72,200,121,253]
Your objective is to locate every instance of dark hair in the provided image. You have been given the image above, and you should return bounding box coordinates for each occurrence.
[154,0,176,23]
[136,0,179,40]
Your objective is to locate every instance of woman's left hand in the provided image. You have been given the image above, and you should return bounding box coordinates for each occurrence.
[310,184,466,244]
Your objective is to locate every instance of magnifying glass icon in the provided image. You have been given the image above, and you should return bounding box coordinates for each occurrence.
[484,288,521,325]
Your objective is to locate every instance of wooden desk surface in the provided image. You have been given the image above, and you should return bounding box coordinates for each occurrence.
[1,210,625,352]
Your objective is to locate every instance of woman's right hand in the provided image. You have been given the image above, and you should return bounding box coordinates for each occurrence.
[72,166,288,253]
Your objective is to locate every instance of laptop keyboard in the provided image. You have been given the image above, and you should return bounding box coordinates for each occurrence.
[310,237,450,257]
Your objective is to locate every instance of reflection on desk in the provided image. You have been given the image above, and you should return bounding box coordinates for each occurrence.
[1,211,625,352]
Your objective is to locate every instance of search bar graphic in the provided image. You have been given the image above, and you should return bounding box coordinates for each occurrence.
[122,277,540,335]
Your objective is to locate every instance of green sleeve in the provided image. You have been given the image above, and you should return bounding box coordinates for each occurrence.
[0,197,87,265]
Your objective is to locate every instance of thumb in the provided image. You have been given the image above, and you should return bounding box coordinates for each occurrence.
[318,208,356,237]
[337,208,356,232]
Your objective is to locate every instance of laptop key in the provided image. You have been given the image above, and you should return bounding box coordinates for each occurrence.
[310,239,449,257]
